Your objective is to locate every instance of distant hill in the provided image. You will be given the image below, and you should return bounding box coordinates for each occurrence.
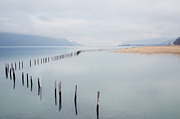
[120,38,176,46]
[71,41,83,46]
[0,32,74,46]
[173,37,180,45]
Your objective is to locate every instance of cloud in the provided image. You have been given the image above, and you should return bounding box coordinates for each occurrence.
[0,0,180,46]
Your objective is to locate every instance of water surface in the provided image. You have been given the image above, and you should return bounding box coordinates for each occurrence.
[0,46,180,119]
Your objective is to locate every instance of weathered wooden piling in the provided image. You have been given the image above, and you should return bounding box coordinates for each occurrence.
[30,76,33,91]
[55,81,57,105]
[38,78,41,89]
[74,85,77,102]
[12,68,16,82]
[30,60,31,67]
[96,91,100,119]
[22,72,24,86]
[11,68,15,89]
[74,85,78,115]
[38,84,40,95]
[19,61,20,70]
[15,62,17,70]
[22,61,23,69]
[37,77,42,100]
[34,59,36,65]
[26,73,29,88]
[11,63,13,68]
[59,81,62,111]
[55,81,57,97]
[5,64,8,79]
[10,68,12,80]
[7,64,9,73]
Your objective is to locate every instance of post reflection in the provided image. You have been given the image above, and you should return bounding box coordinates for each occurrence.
[38,87,42,101]
[74,85,78,115]
[59,81,62,111]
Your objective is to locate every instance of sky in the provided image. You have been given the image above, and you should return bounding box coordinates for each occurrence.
[0,0,180,46]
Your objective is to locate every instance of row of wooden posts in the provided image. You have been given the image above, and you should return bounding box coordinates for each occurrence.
[4,49,104,118]
[54,80,100,118]
[5,63,42,99]
[5,65,100,117]
[5,49,107,71]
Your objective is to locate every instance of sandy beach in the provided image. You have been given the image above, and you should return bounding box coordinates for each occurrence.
[113,46,180,54]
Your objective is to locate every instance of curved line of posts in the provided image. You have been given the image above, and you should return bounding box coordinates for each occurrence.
[4,48,107,118]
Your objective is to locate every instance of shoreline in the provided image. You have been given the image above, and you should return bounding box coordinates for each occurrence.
[113,46,180,54]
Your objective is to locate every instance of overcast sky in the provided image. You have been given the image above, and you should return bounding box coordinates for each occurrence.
[0,0,180,46]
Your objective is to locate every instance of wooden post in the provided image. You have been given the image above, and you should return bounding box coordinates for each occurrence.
[15,62,17,70]
[55,81,57,97]
[12,68,15,82]
[59,81,62,111]
[7,64,9,74]
[55,81,57,105]
[11,63,13,69]
[74,85,77,102]
[96,91,100,119]
[74,85,78,115]
[22,72,24,86]
[30,76,33,91]
[12,68,16,89]
[19,61,20,70]
[38,78,41,89]
[5,64,8,79]
[22,61,23,69]
[38,77,42,100]
[27,73,29,88]
[10,68,12,80]
[30,60,31,67]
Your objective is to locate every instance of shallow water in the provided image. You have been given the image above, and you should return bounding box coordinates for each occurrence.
[0,46,180,119]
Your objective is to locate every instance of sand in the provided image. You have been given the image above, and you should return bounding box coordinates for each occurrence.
[113,46,180,54]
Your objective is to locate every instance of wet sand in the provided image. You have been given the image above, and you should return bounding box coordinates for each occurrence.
[113,46,180,54]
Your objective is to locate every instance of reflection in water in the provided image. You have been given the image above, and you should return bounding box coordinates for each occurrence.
[22,72,24,86]
[74,97,78,115]
[2,48,108,118]
[59,81,62,111]
[59,91,62,111]
[74,85,78,115]
[38,87,42,101]
[12,68,15,89]
[13,79,15,89]
[54,81,57,106]
[96,91,100,119]
[30,76,33,91]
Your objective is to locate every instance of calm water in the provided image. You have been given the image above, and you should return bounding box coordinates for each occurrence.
[0,46,180,119]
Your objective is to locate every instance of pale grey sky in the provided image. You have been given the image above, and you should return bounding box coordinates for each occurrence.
[0,0,180,46]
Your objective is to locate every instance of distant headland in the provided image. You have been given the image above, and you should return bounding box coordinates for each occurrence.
[0,32,80,46]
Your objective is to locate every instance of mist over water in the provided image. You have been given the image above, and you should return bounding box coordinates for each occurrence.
[0,46,180,119]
